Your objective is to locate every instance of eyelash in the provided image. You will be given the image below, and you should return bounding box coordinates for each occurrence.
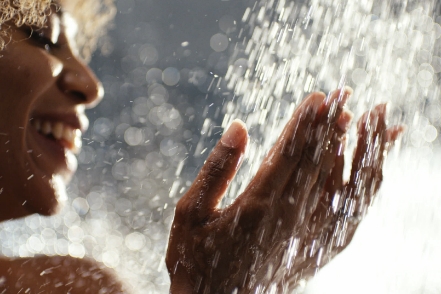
[28,30,58,51]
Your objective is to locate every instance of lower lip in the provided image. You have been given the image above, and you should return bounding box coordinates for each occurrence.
[29,126,72,169]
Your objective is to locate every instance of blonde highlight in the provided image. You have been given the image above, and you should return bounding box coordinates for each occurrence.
[0,0,115,61]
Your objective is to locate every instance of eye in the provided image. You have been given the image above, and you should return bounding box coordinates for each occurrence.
[28,29,58,51]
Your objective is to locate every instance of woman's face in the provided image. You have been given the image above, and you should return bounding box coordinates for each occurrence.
[0,10,103,219]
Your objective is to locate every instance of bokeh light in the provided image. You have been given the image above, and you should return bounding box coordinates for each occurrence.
[1,0,441,293]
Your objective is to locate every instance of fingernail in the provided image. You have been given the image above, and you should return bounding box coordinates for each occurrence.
[338,86,353,107]
[375,103,388,117]
[221,119,248,148]
[337,109,354,132]
[386,125,406,142]
[326,86,353,108]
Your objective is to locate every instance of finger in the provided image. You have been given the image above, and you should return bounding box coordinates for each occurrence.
[176,119,248,222]
[306,135,347,237]
[307,105,388,254]
[324,112,405,252]
[299,133,347,253]
[355,125,404,209]
[325,134,346,197]
[303,126,348,221]
[385,125,406,152]
[280,90,353,226]
[318,108,353,195]
[346,103,387,218]
[349,104,386,186]
[245,88,353,201]
[244,92,326,198]
[303,121,404,257]
[308,109,355,225]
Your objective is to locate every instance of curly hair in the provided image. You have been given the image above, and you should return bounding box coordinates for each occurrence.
[0,0,116,61]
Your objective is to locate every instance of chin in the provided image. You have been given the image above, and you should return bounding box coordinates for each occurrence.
[6,164,70,217]
[0,167,68,220]
[25,174,69,216]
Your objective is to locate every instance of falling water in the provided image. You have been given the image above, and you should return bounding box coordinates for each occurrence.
[222,0,440,202]
[1,0,440,293]
[221,0,441,293]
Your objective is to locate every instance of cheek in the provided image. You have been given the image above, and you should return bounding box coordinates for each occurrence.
[0,50,62,215]
[0,50,60,100]
[0,50,60,144]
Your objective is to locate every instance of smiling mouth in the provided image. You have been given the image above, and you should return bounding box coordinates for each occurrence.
[30,118,82,154]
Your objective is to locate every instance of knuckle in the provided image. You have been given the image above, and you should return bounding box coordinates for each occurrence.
[204,157,228,180]
[175,191,201,215]
[175,196,203,226]
[175,197,192,216]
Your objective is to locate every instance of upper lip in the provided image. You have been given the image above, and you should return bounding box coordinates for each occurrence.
[30,112,88,133]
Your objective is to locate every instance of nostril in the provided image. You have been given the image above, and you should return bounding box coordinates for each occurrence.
[58,66,102,105]
[67,90,87,101]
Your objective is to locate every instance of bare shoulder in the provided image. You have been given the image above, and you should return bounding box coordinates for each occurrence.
[0,255,126,293]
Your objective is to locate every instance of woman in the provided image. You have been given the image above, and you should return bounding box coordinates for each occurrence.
[0,0,403,293]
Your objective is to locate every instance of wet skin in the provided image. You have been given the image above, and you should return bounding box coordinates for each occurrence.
[0,4,405,294]
[0,11,102,220]
[0,9,125,294]
[166,89,404,293]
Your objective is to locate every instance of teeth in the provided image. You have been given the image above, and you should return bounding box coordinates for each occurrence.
[34,119,41,131]
[42,121,52,135]
[31,119,82,154]
[52,122,63,140]
[73,130,82,154]
[63,127,74,142]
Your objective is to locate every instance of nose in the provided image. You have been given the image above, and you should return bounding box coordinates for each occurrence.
[57,56,104,108]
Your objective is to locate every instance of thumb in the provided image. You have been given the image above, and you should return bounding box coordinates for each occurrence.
[178,119,248,222]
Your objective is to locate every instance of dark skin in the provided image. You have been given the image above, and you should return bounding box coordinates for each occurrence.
[0,3,404,293]
[0,9,125,294]
[0,256,124,293]
[0,88,401,294]
[166,89,404,293]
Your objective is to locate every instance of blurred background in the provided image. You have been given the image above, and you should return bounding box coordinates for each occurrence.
[2,0,441,293]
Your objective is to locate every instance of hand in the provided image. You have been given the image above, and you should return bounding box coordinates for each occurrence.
[285,103,404,286]
[166,89,403,293]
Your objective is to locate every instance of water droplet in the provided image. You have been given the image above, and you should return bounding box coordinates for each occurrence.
[125,232,146,251]
[124,127,144,146]
[351,68,368,85]
[424,125,438,142]
[210,33,229,52]
[162,67,180,86]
